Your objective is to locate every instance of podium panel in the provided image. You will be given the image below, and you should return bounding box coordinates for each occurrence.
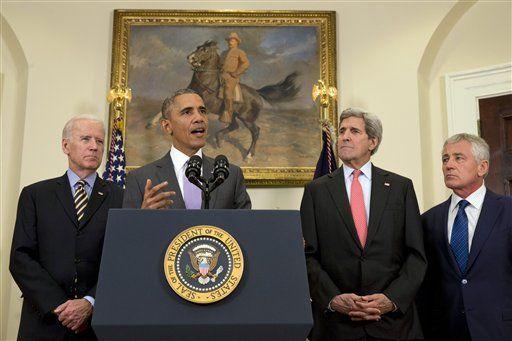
[92,209,312,341]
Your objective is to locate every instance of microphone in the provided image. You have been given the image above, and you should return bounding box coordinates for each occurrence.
[213,155,230,182]
[185,155,203,188]
[184,154,230,210]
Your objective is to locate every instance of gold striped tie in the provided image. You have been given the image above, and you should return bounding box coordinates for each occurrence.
[74,180,88,221]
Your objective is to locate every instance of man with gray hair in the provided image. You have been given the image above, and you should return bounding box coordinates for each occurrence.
[10,114,123,340]
[123,88,250,209]
[419,133,512,340]
[301,108,426,340]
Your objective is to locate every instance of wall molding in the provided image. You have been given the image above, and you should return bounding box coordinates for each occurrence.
[445,63,512,136]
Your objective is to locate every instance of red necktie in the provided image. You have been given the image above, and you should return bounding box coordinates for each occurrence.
[350,169,367,247]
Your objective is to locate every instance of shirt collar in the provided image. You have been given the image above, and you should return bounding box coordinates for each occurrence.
[343,160,372,181]
[449,182,487,213]
[170,146,203,170]
[66,168,97,189]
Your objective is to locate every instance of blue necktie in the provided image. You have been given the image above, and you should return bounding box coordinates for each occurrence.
[451,200,470,274]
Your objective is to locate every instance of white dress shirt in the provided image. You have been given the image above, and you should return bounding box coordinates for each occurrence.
[343,161,372,222]
[447,183,486,250]
[170,147,203,196]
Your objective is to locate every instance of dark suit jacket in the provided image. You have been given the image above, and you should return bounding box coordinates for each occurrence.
[9,174,124,341]
[301,165,427,340]
[122,152,251,209]
[419,190,512,341]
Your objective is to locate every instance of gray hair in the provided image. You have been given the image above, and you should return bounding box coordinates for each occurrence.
[339,108,383,155]
[62,114,105,139]
[443,133,490,165]
[161,88,202,119]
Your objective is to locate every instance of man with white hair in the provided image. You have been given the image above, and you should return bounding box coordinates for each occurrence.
[419,133,512,341]
[10,115,123,340]
[301,108,426,340]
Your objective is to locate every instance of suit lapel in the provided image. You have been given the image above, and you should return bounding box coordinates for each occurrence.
[439,198,461,277]
[79,176,108,230]
[326,168,363,250]
[55,174,79,227]
[203,155,217,209]
[155,153,185,209]
[466,190,501,272]
[365,166,391,249]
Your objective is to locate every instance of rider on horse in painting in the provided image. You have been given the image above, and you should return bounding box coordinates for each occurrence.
[185,38,300,159]
[219,32,250,125]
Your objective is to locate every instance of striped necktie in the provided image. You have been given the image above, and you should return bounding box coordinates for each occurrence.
[74,180,88,221]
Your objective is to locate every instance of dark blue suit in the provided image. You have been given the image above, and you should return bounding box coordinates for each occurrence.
[419,190,512,341]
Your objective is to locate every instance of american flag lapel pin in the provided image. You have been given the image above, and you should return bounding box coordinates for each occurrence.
[384,182,390,187]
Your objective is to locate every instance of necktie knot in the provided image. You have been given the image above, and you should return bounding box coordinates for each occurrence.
[76,180,86,190]
[458,199,470,210]
[353,169,362,179]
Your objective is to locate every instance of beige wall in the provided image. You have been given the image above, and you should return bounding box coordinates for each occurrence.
[419,0,512,208]
[1,14,28,341]
[1,1,510,339]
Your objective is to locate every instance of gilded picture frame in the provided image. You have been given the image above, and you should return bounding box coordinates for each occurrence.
[109,9,337,186]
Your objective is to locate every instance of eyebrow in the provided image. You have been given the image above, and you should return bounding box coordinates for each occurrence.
[179,106,206,114]
[179,106,193,114]
[443,152,465,157]
[79,134,103,139]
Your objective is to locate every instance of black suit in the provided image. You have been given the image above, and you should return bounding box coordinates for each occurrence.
[419,190,512,341]
[123,152,251,209]
[301,165,427,340]
[9,174,123,341]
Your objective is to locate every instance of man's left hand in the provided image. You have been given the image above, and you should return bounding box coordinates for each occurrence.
[349,293,395,321]
[54,298,92,332]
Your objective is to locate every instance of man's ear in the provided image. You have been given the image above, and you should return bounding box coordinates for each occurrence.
[62,138,70,155]
[477,159,489,178]
[368,137,378,152]
[160,117,173,135]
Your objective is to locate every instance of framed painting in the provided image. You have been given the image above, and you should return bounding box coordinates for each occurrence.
[109,9,337,186]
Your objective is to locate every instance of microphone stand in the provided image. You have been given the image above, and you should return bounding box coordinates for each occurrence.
[187,175,209,209]
[203,179,211,210]
[187,155,228,209]
[188,174,225,209]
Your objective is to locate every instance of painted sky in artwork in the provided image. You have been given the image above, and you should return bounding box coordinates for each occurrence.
[128,25,319,107]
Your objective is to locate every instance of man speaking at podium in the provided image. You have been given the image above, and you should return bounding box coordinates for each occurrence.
[123,88,251,210]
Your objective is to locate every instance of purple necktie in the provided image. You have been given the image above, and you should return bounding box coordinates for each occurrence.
[183,167,202,209]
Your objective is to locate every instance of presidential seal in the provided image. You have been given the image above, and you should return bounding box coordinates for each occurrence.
[163,225,244,304]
